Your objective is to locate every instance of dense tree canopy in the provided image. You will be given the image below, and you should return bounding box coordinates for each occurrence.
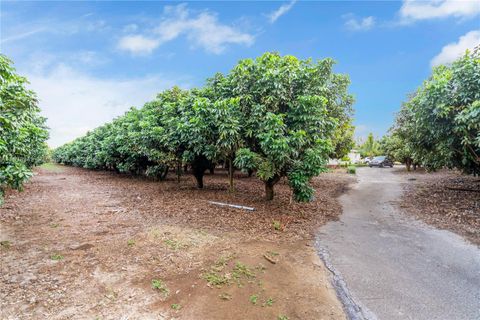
[388,50,479,174]
[0,55,49,204]
[53,53,354,201]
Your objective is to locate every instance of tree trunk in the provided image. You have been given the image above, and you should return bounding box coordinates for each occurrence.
[265,182,274,201]
[191,155,210,189]
[176,163,181,183]
[264,175,281,201]
[159,166,169,181]
[413,163,417,171]
[194,172,204,188]
[248,169,253,177]
[209,164,215,175]
[405,158,412,172]
[228,158,235,193]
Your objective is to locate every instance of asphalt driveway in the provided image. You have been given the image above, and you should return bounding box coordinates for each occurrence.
[316,166,480,320]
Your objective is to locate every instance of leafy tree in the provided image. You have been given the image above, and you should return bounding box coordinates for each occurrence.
[358,133,381,158]
[53,52,354,202]
[226,53,354,201]
[394,50,479,174]
[0,55,48,204]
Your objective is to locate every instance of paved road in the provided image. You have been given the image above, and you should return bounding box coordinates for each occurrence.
[316,167,480,320]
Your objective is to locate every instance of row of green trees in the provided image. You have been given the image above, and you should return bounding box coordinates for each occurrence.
[53,53,355,201]
[0,55,49,205]
[382,49,479,174]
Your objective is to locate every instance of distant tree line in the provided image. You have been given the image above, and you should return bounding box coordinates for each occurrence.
[53,53,355,201]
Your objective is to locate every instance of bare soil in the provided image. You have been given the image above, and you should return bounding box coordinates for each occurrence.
[397,168,480,246]
[0,164,352,320]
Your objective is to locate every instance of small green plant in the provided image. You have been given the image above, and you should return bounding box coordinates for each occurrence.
[215,254,233,268]
[202,271,230,287]
[347,166,356,174]
[249,294,258,305]
[50,223,59,228]
[171,303,181,310]
[151,279,170,297]
[51,253,64,261]
[263,297,274,307]
[164,239,182,250]
[219,292,232,300]
[0,240,11,249]
[278,315,289,320]
[272,220,281,231]
[232,262,255,279]
[127,239,136,246]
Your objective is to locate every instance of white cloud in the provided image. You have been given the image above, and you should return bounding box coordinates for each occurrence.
[344,15,376,31]
[118,35,160,55]
[118,4,254,55]
[431,30,480,66]
[267,0,297,23]
[400,0,480,22]
[25,64,190,147]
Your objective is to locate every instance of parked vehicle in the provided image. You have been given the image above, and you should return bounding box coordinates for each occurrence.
[363,157,373,164]
[369,156,394,168]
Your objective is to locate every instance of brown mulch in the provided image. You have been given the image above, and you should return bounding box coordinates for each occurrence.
[399,169,480,246]
[0,165,351,319]
[1,165,350,242]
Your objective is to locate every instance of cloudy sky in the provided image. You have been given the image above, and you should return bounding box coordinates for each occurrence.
[1,0,479,147]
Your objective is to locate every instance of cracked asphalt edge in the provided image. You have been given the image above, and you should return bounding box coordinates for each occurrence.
[315,239,377,320]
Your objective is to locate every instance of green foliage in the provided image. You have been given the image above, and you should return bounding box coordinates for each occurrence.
[347,166,356,174]
[263,297,274,307]
[151,279,170,297]
[249,294,258,305]
[229,53,353,201]
[392,50,480,174]
[171,303,182,310]
[358,133,381,158]
[272,220,281,231]
[50,253,64,261]
[0,55,49,205]
[53,53,354,201]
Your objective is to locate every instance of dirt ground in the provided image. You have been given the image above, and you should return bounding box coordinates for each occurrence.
[0,164,353,320]
[396,168,480,246]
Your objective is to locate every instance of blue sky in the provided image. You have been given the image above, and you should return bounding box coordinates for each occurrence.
[1,1,479,147]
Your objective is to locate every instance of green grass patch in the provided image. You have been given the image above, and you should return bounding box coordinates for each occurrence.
[51,253,64,261]
[347,166,356,174]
